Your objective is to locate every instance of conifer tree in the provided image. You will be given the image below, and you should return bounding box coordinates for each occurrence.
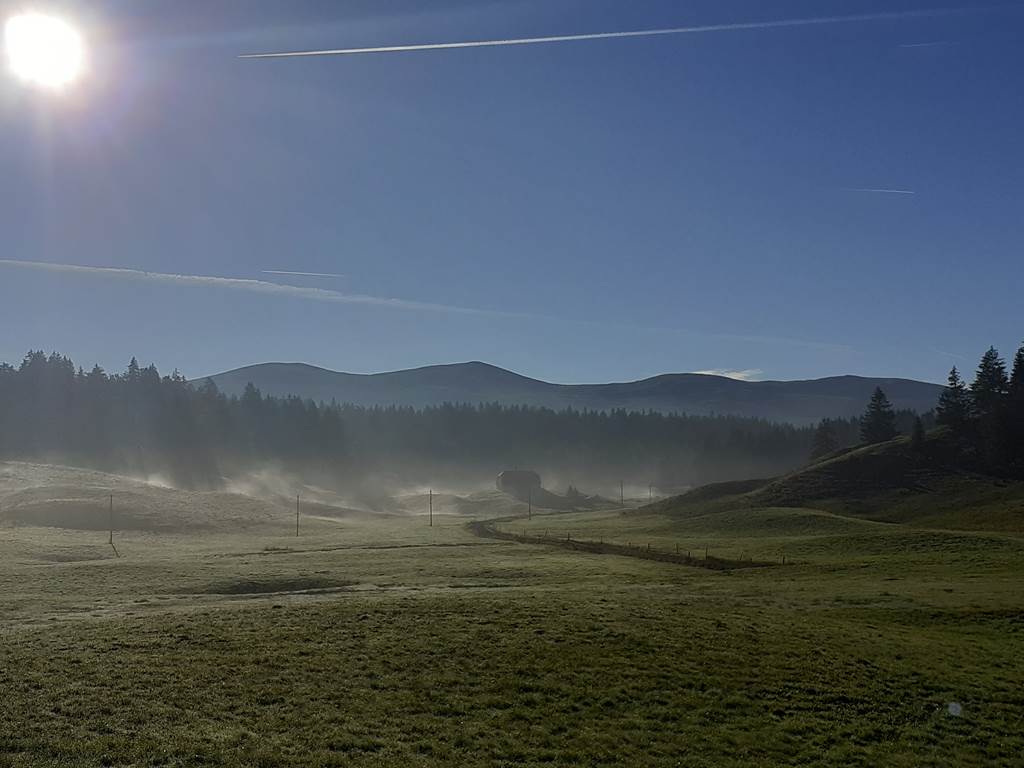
[1008,344,1024,472]
[971,347,1009,420]
[910,415,926,453]
[810,419,838,460]
[971,347,1010,464]
[1009,344,1024,410]
[1007,348,1024,393]
[935,366,973,435]
[860,387,898,444]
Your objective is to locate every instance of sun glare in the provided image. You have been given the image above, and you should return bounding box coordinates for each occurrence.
[4,13,84,88]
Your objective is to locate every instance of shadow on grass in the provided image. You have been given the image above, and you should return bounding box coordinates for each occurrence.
[193,577,357,595]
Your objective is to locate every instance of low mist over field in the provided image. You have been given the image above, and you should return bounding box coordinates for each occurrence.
[0,460,540,536]
[0,351,933,498]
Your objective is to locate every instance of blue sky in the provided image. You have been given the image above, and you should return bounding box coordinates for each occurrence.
[1,0,1022,384]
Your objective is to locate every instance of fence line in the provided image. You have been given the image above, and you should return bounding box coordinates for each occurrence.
[469,521,782,571]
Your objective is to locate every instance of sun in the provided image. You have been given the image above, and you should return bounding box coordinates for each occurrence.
[4,13,84,88]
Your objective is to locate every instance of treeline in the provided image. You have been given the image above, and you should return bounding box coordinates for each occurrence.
[808,342,1024,478]
[0,352,345,488]
[0,351,819,490]
[334,401,815,489]
[18,347,1013,491]
[932,344,1024,476]
[810,403,928,461]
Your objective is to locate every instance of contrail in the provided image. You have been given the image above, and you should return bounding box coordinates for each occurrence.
[841,188,917,195]
[239,8,976,59]
[899,40,959,48]
[262,270,346,279]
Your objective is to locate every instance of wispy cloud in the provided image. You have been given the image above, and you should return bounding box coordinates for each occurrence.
[840,187,917,195]
[0,259,517,318]
[0,258,854,356]
[262,270,346,279]
[692,369,765,381]
[240,8,979,59]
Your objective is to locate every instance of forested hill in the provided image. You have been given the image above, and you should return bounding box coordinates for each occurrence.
[202,361,943,425]
[0,351,897,493]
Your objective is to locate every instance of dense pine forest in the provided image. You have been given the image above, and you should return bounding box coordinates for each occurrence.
[10,346,1021,492]
[0,351,831,491]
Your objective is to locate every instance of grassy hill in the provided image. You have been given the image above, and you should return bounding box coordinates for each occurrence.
[653,431,1024,535]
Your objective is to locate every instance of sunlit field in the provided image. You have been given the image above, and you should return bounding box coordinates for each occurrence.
[1,462,1022,767]
[5,0,1024,765]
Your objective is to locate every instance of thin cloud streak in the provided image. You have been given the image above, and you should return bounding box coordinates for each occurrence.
[0,259,519,318]
[0,258,853,355]
[262,270,346,279]
[841,187,917,195]
[240,8,978,59]
[899,40,959,48]
[692,369,765,381]
[927,347,969,361]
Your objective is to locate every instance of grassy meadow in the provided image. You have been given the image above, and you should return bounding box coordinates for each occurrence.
[0,461,1022,766]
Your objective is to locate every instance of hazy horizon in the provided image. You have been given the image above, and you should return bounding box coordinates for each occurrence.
[191,357,949,386]
[0,345,953,386]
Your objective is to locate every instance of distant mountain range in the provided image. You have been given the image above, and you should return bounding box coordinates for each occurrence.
[198,361,944,425]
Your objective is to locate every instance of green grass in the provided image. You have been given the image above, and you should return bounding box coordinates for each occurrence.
[1,461,1022,766]
[3,588,1021,767]
[743,433,1024,534]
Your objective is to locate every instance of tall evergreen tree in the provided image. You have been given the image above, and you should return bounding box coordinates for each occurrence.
[810,419,838,461]
[935,366,973,435]
[910,415,926,453]
[1008,344,1024,472]
[1009,344,1024,413]
[971,347,1010,465]
[860,387,898,444]
[971,347,1009,419]
[1010,344,1024,387]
